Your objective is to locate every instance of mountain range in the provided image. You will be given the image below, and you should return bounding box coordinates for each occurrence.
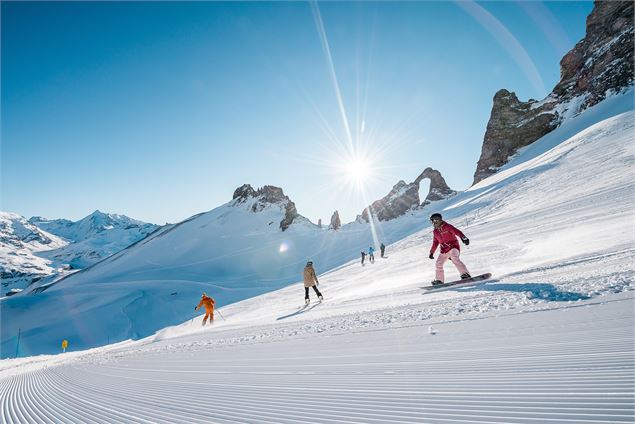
[0,211,158,296]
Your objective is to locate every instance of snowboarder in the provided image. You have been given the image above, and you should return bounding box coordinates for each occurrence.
[361,251,366,265]
[380,243,386,258]
[428,213,471,286]
[303,261,323,304]
[194,292,216,325]
[368,246,375,263]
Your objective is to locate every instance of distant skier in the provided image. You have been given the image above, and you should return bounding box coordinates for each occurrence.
[303,261,323,304]
[368,246,375,263]
[361,251,366,265]
[428,213,471,286]
[380,243,386,258]
[194,292,216,326]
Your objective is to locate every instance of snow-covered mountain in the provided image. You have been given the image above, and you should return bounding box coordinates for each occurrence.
[29,210,157,243]
[29,211,159,269]
[0,212,68,296]
[1,89,632,360]
[1,95,633,423]
[0,211,158,296]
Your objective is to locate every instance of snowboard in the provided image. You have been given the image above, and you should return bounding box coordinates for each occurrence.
[424,273,492,291]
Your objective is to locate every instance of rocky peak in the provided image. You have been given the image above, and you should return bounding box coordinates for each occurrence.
[361,168,456,222]
[415,167,457,206]
[259,186,288,204]
[231,184,299,231]
[232,184,257,202]
[554,1,634,107]
[473,90,558,184]
[473,1,633,185]
[329,211,341,230]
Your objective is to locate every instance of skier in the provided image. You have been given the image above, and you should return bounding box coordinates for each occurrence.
[361,251,366,265]
[380,243,386,258]
[303,260,323,304]
[428,213,471,286]
[368,246,375,263]
[194,292,216,326]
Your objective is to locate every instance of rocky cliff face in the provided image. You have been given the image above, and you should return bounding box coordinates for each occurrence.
[473,1,634,184]
[232,184,299,231]
[361,168,456,222]
[554,1,634,107]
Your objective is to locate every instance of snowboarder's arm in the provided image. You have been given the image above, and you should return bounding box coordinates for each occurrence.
[448,224,469,244]
[430,236,439,256]
[195,299,204,310]
[447,223,465,239]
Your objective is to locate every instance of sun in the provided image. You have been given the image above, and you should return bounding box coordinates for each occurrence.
[347,158,370,182]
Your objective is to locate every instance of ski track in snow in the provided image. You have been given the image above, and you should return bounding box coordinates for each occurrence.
[1,298,633,423]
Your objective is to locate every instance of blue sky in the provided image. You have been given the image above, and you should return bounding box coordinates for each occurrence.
[2,1,592,225]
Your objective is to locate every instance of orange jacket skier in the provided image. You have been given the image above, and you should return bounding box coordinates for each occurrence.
[195,293,216,325]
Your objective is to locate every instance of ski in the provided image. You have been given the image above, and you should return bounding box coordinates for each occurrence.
[424,273,493,291]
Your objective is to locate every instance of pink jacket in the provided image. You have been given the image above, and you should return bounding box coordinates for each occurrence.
[430,222,466,254]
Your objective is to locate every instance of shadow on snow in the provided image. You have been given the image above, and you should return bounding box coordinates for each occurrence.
[440,281,591,302]
[276,302,322,320]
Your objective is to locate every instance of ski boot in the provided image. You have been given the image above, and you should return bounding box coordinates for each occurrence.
[431,280,444,286]
[305,298,310,305]
[460,273,472,279]
[318,295,323,301]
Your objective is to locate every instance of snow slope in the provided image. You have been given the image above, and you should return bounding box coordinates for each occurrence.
[0,94,633,422]
[0,189,441,358]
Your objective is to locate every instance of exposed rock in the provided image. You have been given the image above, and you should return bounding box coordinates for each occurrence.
[361,168,456,222]
[280,200,299,232]
[473,90,558,183]
[415,167,458,206]
[554,1,634,108]
[329,211,341,230]
[318,219,322,229]
[232,184,257,202]
[473,1,634,184]
[259,186,288,204]
[361,180,419,222]
[231,184,299,231]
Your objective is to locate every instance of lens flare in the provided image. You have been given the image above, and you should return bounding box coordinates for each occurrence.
[279,242,289,253]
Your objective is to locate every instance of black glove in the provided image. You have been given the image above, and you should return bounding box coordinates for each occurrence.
[462,237,470,246]
[429,253,434,260]
[194,307,197,311]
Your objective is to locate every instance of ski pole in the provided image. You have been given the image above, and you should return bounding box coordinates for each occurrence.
[216,309,226,321]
